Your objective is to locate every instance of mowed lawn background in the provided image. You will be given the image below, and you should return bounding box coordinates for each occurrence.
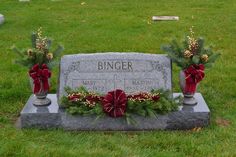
[0,0,236,156]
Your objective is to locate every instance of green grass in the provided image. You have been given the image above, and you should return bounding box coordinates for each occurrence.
[0,0,236,156]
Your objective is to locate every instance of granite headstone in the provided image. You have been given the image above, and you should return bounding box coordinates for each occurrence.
[58,53,172,102]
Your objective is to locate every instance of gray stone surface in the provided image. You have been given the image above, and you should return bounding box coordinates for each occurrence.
[19,93,210,130]
[20,94,61,128]
[0,14,4,25]
[61,113,168,131]
[58,53,172,103]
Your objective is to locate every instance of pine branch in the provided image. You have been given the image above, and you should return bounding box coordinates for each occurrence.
[53,45,64,57]
[11,46,24,57]
[46,39,52,49]
[171,39,182,56]
[196,37,205,55]
[31,32,37,48]
[207,53,220,63]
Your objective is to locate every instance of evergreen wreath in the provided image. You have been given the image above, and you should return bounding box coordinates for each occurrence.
[60,86,181,125]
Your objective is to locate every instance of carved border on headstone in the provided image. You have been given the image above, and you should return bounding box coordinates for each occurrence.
[63,61,80,84]
[148,61,169,89]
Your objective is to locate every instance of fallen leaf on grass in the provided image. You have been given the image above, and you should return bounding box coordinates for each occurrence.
[128,134,138,139]
[81,2,86,5]
[191,127,202,132]
[216,118,231,127]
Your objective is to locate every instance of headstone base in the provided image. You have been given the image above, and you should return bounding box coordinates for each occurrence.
[18,93,210,130]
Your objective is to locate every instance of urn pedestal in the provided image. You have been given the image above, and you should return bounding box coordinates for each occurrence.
[33,92,51,106]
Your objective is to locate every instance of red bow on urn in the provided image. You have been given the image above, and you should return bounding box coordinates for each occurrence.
[29,64,52,106]
[29,64,51,94]
[184,64,205,94]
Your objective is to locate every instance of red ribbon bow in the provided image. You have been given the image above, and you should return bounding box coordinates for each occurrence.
[102,89,127,118]
[29,64,51,94]
[184,64,205,94]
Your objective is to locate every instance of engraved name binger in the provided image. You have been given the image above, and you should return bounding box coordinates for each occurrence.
[98,61,133,70]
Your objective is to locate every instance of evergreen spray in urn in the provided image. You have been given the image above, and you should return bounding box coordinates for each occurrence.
[162,27,220,105]
[12,27,64,106]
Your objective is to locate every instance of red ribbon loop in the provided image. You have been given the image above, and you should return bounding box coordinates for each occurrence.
[29,64,51,94]
[41,64,51,93]
[184,64,205,94]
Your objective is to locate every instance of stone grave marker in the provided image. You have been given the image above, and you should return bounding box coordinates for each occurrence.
[19,52,210,131]
[58,52,172,101]
[0,14,4,25]
[152,16,179,21]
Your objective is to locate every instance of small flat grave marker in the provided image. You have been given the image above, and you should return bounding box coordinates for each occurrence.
[152,16,179,21]
[0,14,4,25]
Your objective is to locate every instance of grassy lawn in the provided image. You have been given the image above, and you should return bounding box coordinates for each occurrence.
[0,0,236,156]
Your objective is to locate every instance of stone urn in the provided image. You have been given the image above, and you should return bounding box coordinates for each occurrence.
[30,77,51,106]
[29,63,52,106]
[179,71,198,106]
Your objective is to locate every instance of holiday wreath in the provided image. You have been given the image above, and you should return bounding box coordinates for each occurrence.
[61,86,181,125]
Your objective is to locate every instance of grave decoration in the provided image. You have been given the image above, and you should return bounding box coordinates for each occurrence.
[56,53,183,126]
[19,51,211,130]
[61,86,180,125]
[12,28,64,106]
[162,27,220,105]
